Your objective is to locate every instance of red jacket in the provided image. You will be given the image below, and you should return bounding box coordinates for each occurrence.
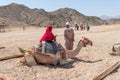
[40,25,55,42]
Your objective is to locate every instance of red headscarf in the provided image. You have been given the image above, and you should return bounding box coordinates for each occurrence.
[40,25,55,42]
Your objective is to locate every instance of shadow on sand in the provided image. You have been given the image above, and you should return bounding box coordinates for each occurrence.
[36,57,103,69]
[72,57,103,63]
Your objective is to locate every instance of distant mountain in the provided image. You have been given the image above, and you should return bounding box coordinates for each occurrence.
[114,15,120,19]
[100,15,114,20]
[100,15,120,20]
[0,3,105,27]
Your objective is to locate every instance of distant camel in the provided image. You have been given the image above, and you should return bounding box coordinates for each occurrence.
[19,37,93,66]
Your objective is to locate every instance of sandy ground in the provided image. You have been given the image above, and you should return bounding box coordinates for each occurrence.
[0,24,120,80]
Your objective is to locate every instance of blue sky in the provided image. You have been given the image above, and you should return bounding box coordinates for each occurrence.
[0,0,120,17]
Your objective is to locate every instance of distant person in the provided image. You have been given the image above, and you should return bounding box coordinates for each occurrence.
[74,22,79,30]
[80,23,84,30]
[86,23,90,31]
[64,22,74,50]
[23,26,25,31]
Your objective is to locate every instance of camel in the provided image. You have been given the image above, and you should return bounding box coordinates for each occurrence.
[19,37,93,66]
[110,42,120,55]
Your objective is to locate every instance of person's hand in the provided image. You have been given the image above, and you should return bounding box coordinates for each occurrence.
[72,39,74,41]
[39,42,42,47]
[69,38,74,41]
[55,35,57,37]
[54,35,57,41]
[71,38,74,41]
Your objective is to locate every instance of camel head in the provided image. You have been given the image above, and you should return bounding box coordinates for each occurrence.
[18,47,37,66]
[81,37,93,47]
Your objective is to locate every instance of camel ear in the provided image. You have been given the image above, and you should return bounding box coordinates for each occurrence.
[18,47,26,54]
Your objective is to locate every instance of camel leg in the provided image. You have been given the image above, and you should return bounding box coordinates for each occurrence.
[19,47,60,65]
[59,59,74,65]
[32,52,60,65]
[110,52,120,56]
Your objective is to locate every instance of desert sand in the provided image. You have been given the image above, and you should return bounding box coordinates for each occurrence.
[0,24,120,80]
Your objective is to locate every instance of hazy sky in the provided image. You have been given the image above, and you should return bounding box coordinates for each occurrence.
[0,0,120,17]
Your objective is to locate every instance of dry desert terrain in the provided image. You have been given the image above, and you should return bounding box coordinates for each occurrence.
[0,24,120,80]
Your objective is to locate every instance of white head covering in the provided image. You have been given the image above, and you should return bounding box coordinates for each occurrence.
[74,22,77,24]
[65,22,70,26]
[65,22,72,30]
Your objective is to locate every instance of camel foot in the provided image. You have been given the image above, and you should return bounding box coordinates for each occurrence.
[20,57,26,65]
[109,52,116,55]
[59,59,74,65]
[110,52,120,56]
[51,61,59,66]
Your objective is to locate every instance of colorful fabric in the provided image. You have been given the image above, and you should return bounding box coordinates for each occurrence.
[44,41,58,54]
[40,25,55,42]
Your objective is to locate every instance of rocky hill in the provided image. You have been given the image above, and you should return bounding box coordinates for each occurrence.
[105,18,120,25]
[0,3,105,27]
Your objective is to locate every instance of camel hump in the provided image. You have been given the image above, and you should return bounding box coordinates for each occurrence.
[34,41,62,54]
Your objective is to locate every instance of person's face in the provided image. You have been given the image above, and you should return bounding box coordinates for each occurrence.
[66,25,69,28]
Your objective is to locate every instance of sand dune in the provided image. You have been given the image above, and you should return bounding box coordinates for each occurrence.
[0,24,120,80]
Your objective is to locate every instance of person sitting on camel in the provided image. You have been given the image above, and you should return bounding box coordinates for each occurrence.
[34,25,66,61]
[39,25,58,54]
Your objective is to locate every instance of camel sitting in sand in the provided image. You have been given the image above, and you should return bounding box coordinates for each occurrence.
[110,42,120,55]
[19,37,93,66]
